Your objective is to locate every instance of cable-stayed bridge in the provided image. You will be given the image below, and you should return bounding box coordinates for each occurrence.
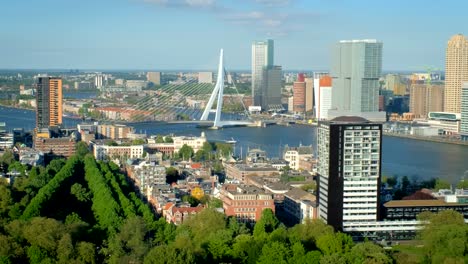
[125,49,256,129]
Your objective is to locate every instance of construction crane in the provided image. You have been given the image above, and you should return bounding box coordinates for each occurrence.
[425,66,441,85]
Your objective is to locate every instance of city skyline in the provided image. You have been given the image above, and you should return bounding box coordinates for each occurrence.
[1,0,467,70]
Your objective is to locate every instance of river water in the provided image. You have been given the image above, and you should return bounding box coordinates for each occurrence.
[1,105,468,184]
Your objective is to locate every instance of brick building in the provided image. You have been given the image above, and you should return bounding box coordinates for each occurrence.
[34,137,77,158]
[220,184,275,223]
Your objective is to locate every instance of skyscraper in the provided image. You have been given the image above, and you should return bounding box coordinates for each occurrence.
[261,66,282,111]
[330,39,384,120]
[314,76,333,120]
[252,39,274,108]
[317,116,382,231]
[94,74,103,89]
[293,73,306,114]
[304,77,314,113]
[36,77,63,129]
[461,82,468,140]
[445,34,468,113]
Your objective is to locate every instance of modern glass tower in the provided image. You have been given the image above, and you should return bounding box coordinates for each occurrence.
[252,39,274,109]
[36,77,63,129]
[331,39,383,114]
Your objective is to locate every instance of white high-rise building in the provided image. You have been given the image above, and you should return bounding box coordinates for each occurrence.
[313,73,332,120]
[252,39,274,108]
[317,116,382,231]
[329,40,385,121]
[94,74,103,89]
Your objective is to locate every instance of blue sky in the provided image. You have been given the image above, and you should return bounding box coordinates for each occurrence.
[0,0,466,71]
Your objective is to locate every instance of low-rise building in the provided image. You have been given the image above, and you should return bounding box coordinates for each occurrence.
[19,148,44,167]
[225,163,279,182]
[220,184,275,223]
[163,203,204,225]
[34,137,77,158]
[97,124,133,139]
[92,142,144,161]
[283,188,318,225]
[127,160,166,191]
[283,145,314,170]
[173,132,207,153]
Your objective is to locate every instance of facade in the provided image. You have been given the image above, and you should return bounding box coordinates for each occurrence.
[261,66,283,111]
[384,199,468,221]
[128,161,166,191]
[97,124,133,139]
[283,145,313,170]
[385,74,406,95]
[220,184,275,223]
[173,132,207,153]
[34,137,77,158]
[163,203,204,225]
[462,83,468,140]
[0,122,13,150]
[410,84,444,118]
[93,143,144,161]
[314,75,333,120]
[283,188,318,225]
[19,148,44,167]
[331,40,383,117]
[317,116,382,231]
[146,71,161,85]
[252,39,274,108]
[444,34,468,113]
[126,80,147,89]
[293,78,306,114]
[416,112,461,134]
[304,77,314,113]
[94,74,103,89]
[36,77,63,129]
[198,72,213,84]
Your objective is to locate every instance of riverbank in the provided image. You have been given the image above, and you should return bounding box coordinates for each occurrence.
[383,132,468,146]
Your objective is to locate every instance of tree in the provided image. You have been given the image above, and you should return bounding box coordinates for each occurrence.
[316,232,354,256]
[257,241,290,264]
[166,167,179,184]
[178,144,194,160]
[346,242,392,264]
[132,138,146,145]
[164,136,174,143]
[456,179,468,189]
[0,149,15,166]
[434,178,451,190]
[70,183,90,202]
[75,141,90,158]
[386,176,397,188]
[254,209,279,237]
[155,135,165,143]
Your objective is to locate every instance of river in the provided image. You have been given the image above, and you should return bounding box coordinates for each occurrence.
[1,105,468,184]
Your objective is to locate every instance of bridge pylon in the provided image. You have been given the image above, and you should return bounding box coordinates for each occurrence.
[200,49,225,128]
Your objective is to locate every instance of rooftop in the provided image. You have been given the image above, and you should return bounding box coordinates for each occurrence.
[384,199,468,207]
[330,116,370,123]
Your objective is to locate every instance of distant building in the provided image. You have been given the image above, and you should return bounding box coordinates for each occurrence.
[293,74,306,114]
[314,75,332,120]
[304,77,314,113]
[330,39,384,120]
[0,122,13,150]
[163,203,204,225]
[92,142,144,161]
[147,72,161,85]
[96,124,133,139]
[462,82,468,140]
[36,77,62,129]
[94,74,103,89]
[115,79,125,85]
[416,112,460,135]
[225,163,279,182]
[252,39,274,108]
[127,160,166,190]
[445,34,468,113]
[220,184,275,223]
[173,132,207,154]
[126,80,147,89]
[19,148,44,167]
[246,148,268,165]
[198,72,213,84]
[317,116,382,231]
[385,74,406,96]
[261,66,283,111]
[409,84,444,118]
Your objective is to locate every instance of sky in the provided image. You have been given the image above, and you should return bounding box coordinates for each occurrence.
[0,0,467,71]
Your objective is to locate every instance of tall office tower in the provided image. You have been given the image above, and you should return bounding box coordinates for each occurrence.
[304,77,314,113]
[198,72,213,84]
[261,66,282,111]
[461,82,468,140]
[314,76,333,120]
[317,116,382,231]
[445,34,468,113]
[330,40,383,120]
[252,39,274,108]
[410,84,444,118]
[147,71,161,85]
[94,74,103,89]
[293,73,306,113]
[36,77,63,129]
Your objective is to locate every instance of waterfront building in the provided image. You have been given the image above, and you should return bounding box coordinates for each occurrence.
[329,39,384,121]
[246,148,268,165]
[415,112,460,135]
[36,77,63,129]
[283,145,313,171]
[409,84,444,118]
[252,39,274,108]
[220,184,275,223]
[293,74,306,114]
[173,132,207,153]
[461,83,468,140]
[146,71,161,85]
[317,116,382,231]
[97,124,133,140]
[304,77,314,113]
[313,75,333,120]
[445,34,468,113]
[94,74,103,89]
[283,187,318,225]
[198,72,213,84]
